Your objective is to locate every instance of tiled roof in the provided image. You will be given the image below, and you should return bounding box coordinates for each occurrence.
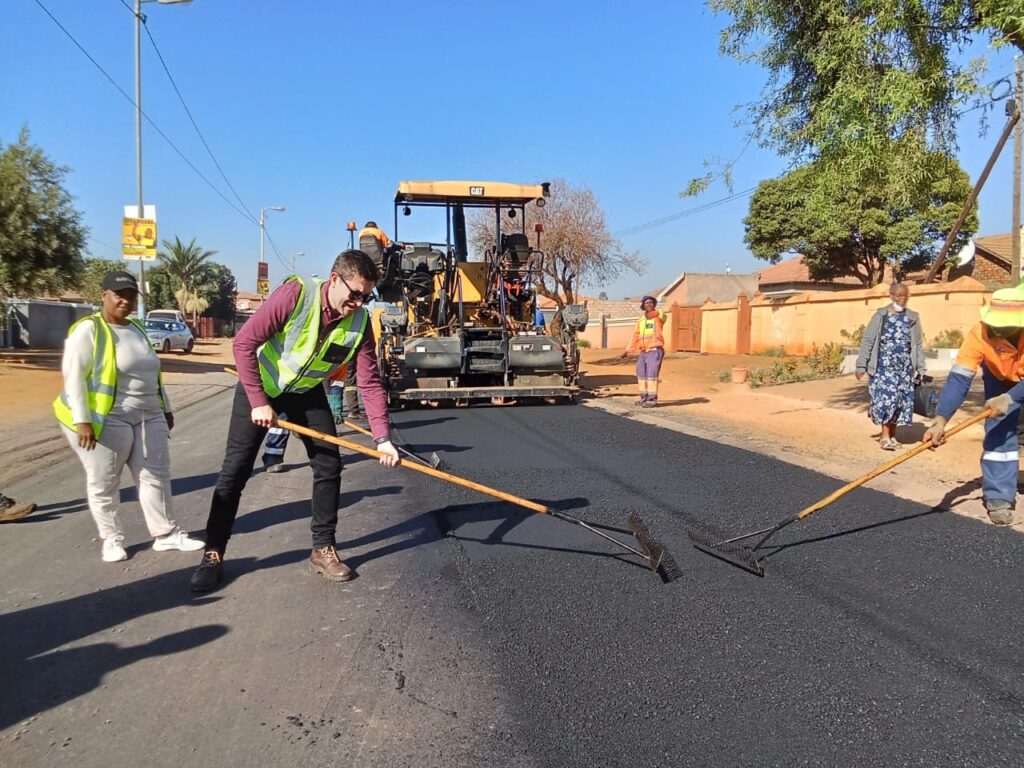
[975,232,1015,265]
[758,254,864,286]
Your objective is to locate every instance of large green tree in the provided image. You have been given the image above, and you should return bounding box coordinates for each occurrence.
[708,1,1023,169]
[746,151,977,286]
[198,262,237,322]
[74,257,124,305]
[144,264,178,311]
[0,127,87,298]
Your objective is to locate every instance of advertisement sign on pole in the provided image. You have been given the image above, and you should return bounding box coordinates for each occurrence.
[257,261,270,296]
[122,204,157,260]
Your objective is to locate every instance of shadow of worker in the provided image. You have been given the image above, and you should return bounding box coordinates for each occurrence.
[0,625,228,730]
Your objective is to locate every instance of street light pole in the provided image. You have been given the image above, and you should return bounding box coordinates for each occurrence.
[134,0,145,317]
[132,0,193,317]
[290,251,305,275]
[259,205,285,280]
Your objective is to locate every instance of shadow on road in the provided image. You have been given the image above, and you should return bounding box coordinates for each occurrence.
[0,566,229,729]
[233,485,403,535]
[17,497,88,523]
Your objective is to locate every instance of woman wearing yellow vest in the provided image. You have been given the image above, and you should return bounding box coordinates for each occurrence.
[622,295,667,407]
[54,271,204,562]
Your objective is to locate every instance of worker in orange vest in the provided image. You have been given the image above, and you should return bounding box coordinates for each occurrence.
[622,295,667,407]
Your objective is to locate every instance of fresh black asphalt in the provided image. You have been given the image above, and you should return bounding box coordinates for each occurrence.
[3,393,1023,766]
[391,402,1024,767]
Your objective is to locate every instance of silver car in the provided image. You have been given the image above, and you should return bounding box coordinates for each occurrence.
[145,320,195,354]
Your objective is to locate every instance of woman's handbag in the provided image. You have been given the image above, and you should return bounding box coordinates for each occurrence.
[913,375,939,418]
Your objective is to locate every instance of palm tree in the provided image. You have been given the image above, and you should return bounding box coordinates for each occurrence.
[157,236,218,324]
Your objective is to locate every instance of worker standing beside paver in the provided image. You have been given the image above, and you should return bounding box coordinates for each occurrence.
[923,284,1024,525]
[191,250,400,593]
[622,295,667,407]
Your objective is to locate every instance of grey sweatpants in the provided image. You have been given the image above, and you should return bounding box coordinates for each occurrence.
[64,412,177,541]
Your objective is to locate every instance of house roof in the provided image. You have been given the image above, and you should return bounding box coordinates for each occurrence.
[975,232,1015,266]
[758,254,863,286]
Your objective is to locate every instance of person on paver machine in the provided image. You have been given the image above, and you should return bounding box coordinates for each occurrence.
[191,250,400,593]
[924,283,1024,526]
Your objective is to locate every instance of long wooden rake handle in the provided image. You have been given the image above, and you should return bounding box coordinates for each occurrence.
[275,418,554,515]
[795,408,993,521]
[221,367,550,514]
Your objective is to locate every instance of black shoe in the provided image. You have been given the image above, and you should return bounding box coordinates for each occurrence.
[191,550,224,592]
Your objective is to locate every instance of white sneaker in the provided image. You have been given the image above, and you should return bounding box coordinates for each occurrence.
[102,536,128,563]
[152,529,205,552]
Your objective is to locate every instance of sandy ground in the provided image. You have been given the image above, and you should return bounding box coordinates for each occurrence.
[0,339,1004,525]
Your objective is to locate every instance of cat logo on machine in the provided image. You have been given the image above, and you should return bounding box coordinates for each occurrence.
[469,186,485,196]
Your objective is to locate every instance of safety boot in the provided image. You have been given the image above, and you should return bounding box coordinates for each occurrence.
[985,499,1014,526]
[310,545,354,582]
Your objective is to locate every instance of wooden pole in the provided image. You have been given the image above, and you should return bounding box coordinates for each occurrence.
[925,109,1021,282]
[1013,56,1022,282]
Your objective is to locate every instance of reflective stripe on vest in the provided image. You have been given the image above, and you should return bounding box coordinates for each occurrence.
[257,276,368,397]
[52,314,165,438]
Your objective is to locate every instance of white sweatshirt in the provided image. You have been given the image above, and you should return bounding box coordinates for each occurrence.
[62,318,172,425]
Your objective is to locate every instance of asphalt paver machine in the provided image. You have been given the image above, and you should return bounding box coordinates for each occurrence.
[369,180,588,407]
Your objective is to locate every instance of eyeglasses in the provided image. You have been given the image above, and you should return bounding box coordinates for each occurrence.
[336,272,374,304]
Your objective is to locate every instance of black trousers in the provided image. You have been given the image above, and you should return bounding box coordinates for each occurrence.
[205,383,341,552]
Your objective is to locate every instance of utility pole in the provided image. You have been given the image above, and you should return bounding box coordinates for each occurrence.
[1013,55,1022,282]
[134,0,145,317]
[290,251,304,275]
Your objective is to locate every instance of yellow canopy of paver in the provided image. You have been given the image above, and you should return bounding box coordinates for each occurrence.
[395,180,548,205]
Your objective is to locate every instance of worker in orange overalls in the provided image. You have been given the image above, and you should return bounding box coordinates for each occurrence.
[622,295,667,408]
[924,283,1024,525]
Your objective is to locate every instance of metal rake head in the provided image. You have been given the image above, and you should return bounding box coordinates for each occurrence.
[687,528,764,577]
[627,511,683,583]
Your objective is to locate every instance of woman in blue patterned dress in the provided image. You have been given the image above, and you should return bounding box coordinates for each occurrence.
[855,284,926,450]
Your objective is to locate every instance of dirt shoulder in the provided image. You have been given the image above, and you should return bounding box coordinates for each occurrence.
[579,347,1002,529]
[0,339,237,486]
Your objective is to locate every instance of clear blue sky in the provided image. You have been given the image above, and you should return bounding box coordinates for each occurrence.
[2,1,1020,298]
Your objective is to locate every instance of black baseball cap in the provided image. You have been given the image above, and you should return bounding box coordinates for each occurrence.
[101,271,139,293]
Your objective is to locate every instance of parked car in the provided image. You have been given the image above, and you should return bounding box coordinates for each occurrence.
[147,309,187,324]
[144,319,194,353]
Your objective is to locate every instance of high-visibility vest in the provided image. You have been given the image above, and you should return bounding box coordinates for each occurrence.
[257,276,368,397]
[53,313,166,438]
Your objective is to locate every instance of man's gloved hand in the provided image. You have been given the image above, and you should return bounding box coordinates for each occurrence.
[985,392,1014,417]
[922,415,948,449]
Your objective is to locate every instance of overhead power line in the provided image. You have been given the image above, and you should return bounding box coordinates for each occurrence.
[262,228,292,274]
[33,0,257,226]
[140,18,257,222]
[615,187,757,238]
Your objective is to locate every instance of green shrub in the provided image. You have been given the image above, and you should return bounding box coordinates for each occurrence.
[744,342,845,387]
[840,324,866,347]
[931,328,963,349]
[807,342,844,377]
[754,345,788,357]
[718,370,732,383]
[576,338,591,348]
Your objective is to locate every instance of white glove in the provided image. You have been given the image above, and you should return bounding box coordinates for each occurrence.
[986,393,1014,418]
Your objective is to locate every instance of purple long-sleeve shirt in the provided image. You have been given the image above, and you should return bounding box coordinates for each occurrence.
[234,280,390,441]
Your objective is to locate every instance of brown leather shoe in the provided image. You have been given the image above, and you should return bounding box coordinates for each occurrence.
[0,500,36,523]
[310,545,354,582]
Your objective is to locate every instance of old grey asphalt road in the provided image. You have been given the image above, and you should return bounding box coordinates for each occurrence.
[4,392,1024,767]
